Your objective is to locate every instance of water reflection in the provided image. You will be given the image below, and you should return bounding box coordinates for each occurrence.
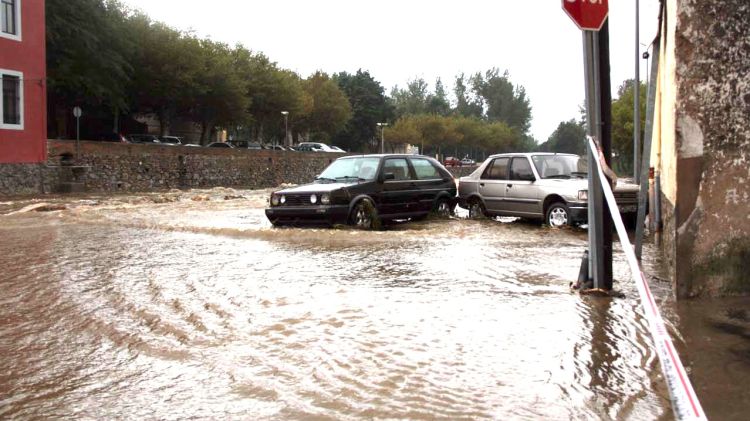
[0,188,743,419]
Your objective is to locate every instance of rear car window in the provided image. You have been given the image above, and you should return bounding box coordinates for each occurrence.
[481,158,509,180]
[510,157,534,180]
[383,158,413,181]
[410,158,441,180]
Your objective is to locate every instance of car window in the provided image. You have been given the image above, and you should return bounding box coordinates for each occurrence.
[410,158,441,180]
[481,157,509,180]
[383,158,413,181]
[510,157,534,180]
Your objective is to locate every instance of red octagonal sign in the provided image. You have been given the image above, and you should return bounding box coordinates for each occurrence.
[562,0,609,31]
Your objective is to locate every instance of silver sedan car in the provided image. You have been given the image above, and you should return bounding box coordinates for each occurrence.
[457,153,639,227]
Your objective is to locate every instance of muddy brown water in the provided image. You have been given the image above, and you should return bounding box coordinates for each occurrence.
[0,188,748,420]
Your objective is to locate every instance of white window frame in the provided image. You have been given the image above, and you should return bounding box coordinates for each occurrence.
[0,0,21,41]
[0,68,24,130]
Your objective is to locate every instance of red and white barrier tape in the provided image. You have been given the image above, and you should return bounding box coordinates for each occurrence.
[587,136,706,420]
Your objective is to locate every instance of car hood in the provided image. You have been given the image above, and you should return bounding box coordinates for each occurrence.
[275,182,360,194]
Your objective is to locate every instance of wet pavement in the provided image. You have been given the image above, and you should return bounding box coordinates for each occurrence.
[0,188,748,420]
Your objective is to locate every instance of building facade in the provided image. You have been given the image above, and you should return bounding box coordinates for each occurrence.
[0,0,48,194]
[650,0,750,297]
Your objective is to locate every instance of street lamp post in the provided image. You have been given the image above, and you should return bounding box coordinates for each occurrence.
[281,111,289,147]
[377,122,388,154]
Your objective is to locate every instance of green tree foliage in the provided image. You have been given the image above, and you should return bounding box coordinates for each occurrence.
[233,48,304,143]
[296,72,352,142]
[190,41,250,144]
[332,70,392,152]
[426,78,451,116]
[611,79,647,174]
[384,114,522,159]
[471,68,533,134]
[537,119,586,155]
[128,15,205,135]
[453,74,483,118]
[46,0,134,135]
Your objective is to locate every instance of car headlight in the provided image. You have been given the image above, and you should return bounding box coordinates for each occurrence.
[310,194,318,204]
[578,190,588,201]
[271,194,280,206]
[280,195,286,204]
[321,193,331,205]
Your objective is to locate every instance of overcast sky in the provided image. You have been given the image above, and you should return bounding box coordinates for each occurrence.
[120,0,661,142]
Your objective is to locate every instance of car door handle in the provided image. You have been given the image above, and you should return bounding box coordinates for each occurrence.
[507,184,513,188]
[479,183,485,187]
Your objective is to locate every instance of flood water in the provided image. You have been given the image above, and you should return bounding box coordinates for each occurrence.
[0,188,748,420]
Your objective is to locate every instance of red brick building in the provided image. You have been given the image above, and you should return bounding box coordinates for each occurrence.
[1,0,46,164]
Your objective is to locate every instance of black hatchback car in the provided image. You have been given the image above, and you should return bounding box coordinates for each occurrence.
[265,154,457,228]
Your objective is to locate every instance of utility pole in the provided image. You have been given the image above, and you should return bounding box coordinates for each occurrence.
[281,111,289,147]
[377,122,388,154]
[634,0,641,183]
[599,20,614,289]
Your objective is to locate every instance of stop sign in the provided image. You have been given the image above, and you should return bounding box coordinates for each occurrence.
[562,0,609,31]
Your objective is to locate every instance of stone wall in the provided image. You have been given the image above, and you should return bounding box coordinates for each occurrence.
[44,140,341,193]
[0,163,58,196]
[654,0,750,297]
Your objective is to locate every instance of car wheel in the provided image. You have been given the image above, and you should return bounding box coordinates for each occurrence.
[546,202,571,227]
[468,199,486,219]
[433,198,453,218]
[350,199,380,230]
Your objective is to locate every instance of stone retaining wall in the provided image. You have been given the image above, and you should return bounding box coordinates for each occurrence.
[0,163,58,196]
[44,140,341,193]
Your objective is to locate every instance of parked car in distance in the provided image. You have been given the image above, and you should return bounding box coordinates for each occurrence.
[457,152,639,227]
[127,134,161,144]
[207,142,234,148]
[460,157,476,166]
[159,136,183,145]
[267,144,286,151]
[296,142,343,153]
[443,156,461,167]
[228,140,265,149]
[266,154,457,229]
[329,145,346,153]
[93,132,128,143]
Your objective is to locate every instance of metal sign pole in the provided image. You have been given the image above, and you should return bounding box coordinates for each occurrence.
[582,30,605,288]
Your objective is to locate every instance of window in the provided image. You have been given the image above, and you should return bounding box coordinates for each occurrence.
[481,157,509,180]
[383,158,413,181]
[510,157,534,181]
[1,70,23,129]
[1,0,20,40]
[410,158,441,180]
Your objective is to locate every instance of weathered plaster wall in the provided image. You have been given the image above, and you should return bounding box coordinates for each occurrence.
[666,0,750,296]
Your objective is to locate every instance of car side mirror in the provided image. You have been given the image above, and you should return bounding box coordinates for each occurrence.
[524,174,536,182]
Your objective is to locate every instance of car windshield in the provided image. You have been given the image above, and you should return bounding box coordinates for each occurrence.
[317,157,380,181]
[531,155,588,179]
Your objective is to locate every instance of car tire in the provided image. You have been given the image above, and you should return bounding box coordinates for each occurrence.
[350,199,380,230]
[468,199,486,219]
[546,202,571,227]
[433,198,453,218]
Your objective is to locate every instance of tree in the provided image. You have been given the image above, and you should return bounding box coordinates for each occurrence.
[46,0,134,136]
[296,71,352,142]
[538,119,586,155]
[391,78,429,118]
[233,48,304,143]
[611,79,647,174]
[453,74,483,118]
[190,41,250,143]
[128,16,205,135]
[332,70,392,152]
[426,78,451,116]
[471,68,532,134]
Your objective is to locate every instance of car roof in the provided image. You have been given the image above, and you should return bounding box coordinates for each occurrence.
[485,152,580,159]
[337,154,435,160]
